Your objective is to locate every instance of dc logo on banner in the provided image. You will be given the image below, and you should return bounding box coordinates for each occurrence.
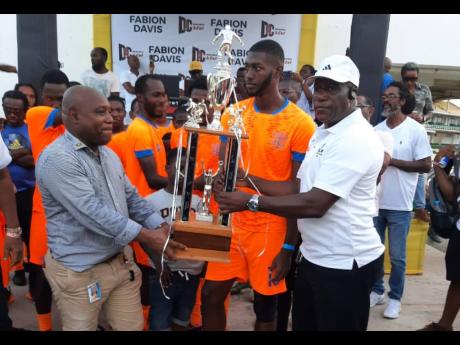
[261,21,275,38]
[179,16,193,34]
[192,47,206,62]
[118,44,132,61]
[178,16,205,34]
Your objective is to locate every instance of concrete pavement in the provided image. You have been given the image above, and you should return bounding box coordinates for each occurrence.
[6,241,459,331]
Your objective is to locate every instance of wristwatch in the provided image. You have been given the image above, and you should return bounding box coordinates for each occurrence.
[246,195,260,212]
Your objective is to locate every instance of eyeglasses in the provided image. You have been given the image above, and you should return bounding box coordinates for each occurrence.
[2,104,24,115]
[381,94,400,101]
[402,76,418,82]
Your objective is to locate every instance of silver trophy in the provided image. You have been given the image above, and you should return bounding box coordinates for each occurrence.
[185,99,207,128]
[207,25,244,131]
[196,161,224,222]
[227,104,246,137]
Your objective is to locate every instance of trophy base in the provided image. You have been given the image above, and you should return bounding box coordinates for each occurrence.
[173,218,232,263]
[196,213,214,222]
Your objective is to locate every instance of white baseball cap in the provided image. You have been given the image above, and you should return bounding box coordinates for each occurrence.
[312,55,360,88]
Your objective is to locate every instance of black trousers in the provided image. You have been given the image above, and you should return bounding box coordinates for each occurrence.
[0,269,12,330]
[16,187,34,264]
[292,254,383,331]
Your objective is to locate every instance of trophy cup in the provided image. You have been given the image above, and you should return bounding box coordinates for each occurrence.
[172,27,247,263]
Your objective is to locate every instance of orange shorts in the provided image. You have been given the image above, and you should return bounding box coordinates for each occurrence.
[205,226,287,295]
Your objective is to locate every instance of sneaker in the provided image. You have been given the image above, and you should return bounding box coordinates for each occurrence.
[383,298,401,319]
[417,322,453,331]
[370,291,385,307]
[12,270,27,286]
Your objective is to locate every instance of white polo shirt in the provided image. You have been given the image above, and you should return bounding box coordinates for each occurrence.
[374,117,432,211]
[297,110,385,270]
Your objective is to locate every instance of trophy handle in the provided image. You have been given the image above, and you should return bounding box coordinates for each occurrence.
[220,137,240,226]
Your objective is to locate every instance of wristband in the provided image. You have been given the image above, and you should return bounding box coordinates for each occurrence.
[282,243,295,251]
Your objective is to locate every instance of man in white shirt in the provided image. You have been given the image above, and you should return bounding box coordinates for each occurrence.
[297,64,316,122]
[120,55,145,124]
[81,47,120,98]
[371,81,432,319]
[216,55,386,331]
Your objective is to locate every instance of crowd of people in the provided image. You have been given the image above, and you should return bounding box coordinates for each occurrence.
[0,38,459,332]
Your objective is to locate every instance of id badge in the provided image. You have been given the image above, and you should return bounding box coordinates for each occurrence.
[87,282,102,304]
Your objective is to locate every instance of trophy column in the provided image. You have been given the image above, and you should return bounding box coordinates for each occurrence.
[181,132,199,222]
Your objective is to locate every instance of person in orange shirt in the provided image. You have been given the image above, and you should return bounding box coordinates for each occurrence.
[106,95,127,167]
[123,74,170,329]
[201,40,316,331]
[27,69,69,331]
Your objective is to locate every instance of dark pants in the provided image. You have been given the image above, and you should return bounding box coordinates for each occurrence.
[29,263,52,314]
[0,269,12,330]
[292,255,383,331]
[16,188,34,264]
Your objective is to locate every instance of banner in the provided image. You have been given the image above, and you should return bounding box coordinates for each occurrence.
[111,14,302,78]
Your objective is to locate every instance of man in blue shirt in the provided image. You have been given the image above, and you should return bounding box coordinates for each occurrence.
[1,90,35,287]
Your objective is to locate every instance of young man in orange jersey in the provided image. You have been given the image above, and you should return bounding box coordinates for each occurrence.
[106,95,127,167]
[26,69,69,331]
[201,40,316,331]
[123,74,170,329]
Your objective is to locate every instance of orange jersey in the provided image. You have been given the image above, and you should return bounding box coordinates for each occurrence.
[124,116,167,197]
[26,106,65,265]
[106,131,127,168]
[156,122,175,139]
[221,97,316,233]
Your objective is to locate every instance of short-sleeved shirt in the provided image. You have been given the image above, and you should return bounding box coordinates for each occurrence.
[1,124,35,191]
[221,97,316,233]
[413,82,433,116]
[375,116,433,211]
[106,131,127,168]
[124,116,167,197]
[81,69,121,98]
[145,189,204,275]
[120,70,144,113]
[297,110,385,270]
[0,137,12,169]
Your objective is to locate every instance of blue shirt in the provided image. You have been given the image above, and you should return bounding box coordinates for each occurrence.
[36,131,164,272]
[1,124,35,192]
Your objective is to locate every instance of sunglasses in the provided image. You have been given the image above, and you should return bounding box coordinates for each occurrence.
[402,76,418,82]
[381,94,401,101]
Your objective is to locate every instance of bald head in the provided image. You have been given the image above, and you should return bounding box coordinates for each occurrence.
[62,85,104,115]
[62,86,113,150]
[384,57,392,73]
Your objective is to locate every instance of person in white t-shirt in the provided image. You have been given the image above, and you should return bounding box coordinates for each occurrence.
[216,55,385,331]
[81,47,120,98]
[120,55,145,124]
[357,94,394,215]
[371,81,432,319]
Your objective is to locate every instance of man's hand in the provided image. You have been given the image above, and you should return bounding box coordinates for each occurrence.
[269,250,292,285]
[410,112,423,123]
[235,168,249,188]
[0,64,17,73]
[137,225,186,260]
[435,145,456,162]
[212,172,226,194]
[215,191,252,213]
[159,265,172,288]
[3,236,23,266]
